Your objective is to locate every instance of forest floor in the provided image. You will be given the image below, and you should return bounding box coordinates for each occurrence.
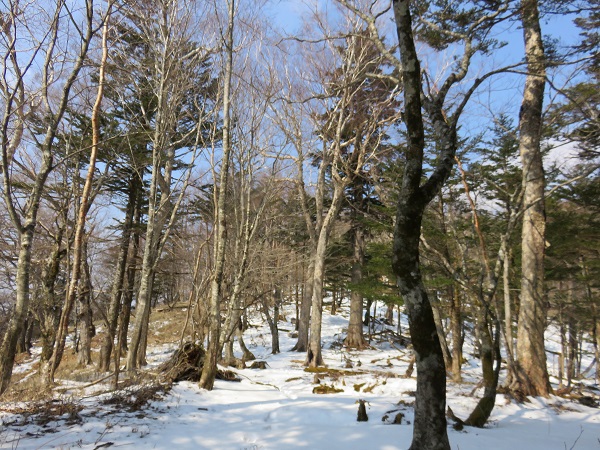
[1,302,599,449]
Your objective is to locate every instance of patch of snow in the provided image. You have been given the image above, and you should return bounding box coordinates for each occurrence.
[1,303,599,450]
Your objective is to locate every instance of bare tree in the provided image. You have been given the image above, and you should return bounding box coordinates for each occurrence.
[0,0,107,395]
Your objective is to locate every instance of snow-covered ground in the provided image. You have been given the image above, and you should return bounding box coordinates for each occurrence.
[1,306,599,449]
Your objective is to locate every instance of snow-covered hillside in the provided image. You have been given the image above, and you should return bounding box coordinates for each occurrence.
[1,305,599,450]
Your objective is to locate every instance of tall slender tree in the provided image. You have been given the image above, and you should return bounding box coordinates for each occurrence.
[334,0,511,447]
[124,0,214,370]
[45,4,112,383]
[199,0,236,390]
[514,0,551,397]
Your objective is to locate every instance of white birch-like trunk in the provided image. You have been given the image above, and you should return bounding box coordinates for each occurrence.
[306,185,344,367]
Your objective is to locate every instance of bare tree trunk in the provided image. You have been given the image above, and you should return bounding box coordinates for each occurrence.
[515,0,551,397]
[385,304,394,325]
[503,247,517,384]
[345,226,366,349]
[119,188,143,355]
[125,0,201,369]
[16,313,31,355]
[223,339,236,367]
[450,286,463,382]
[98,175,137,372]
[294,259,301,331]
[579,257,599,383]
[137,272,156,367]
[391,2,451,447]
[262,289,281,355]
[292,258,313,352]
[77,242,94,367]
[307,186,344,367]
[431,295,452,372]
[464,304,502,427]
[330,289,337,315]
[271,297,281,355]
[217,170,269,360]
[126,227,159,370]
[559,309,566,388]
[363,298,373,327]
[237,324,255,361]
[37,232,67,366]
[199,0,235,390]
[0,231,36,393]
[567,283,576,387]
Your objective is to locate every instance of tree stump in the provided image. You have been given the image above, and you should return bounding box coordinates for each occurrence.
[357,399,368,422]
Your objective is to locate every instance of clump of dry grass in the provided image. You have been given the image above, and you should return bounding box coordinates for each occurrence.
[0,395,84,427]
[312,384,344,394]
[101,382,169,412]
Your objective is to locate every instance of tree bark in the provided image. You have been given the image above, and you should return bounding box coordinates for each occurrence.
[199,0,235,390]
[450,286,463,382]
[293,258,313,352]
[515,0,551,397]
[431,295,452,372]
[567,283,577,386]
[391,1,451,448]
[37,233,66,366]
[119,186,143,355]
[125,0,197,369]
[0,0,97,395]
[559,309,566,388]
[263,289,281,355]
[126,217,161,369]
[0,229,36,394]
[503,247,517,384]
[98,175,137,372]
[77,242,94,367]
[345,226,366,349]
[464,302,501,427]
[306,186,344,367]
[45,9,110,383]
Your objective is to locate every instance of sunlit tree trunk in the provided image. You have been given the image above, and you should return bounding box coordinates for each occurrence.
[199,0,235,390]
[307,185,344,367]
[515,0,551,397]
[345,226,366,349]
[119,190,143,355]
[450,286,463,382]
[126,0,202,370]
[293,259,314,352]
[77,242,94,367]
[503,247,517,384]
